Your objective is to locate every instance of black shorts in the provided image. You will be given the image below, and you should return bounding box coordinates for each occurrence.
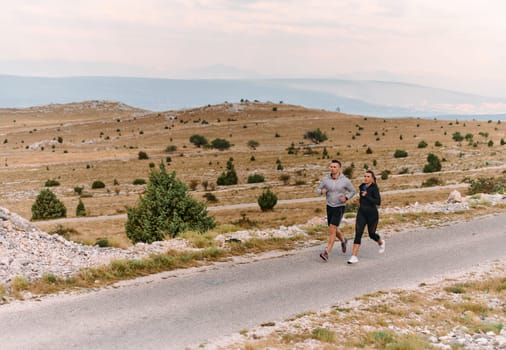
[326,205,345,226]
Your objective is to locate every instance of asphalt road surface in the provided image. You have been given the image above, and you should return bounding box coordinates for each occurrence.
[1,214,505,350]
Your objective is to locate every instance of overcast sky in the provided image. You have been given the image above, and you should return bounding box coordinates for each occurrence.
[1,0,506,97]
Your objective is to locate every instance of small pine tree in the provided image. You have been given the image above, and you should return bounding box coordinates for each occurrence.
[125,163,215,243]
[217,158,238,186]
[322,147,329,159]
[76,198,86,217]
[423,153,442,173]
[31,189,67,220]
[257,188,278,211]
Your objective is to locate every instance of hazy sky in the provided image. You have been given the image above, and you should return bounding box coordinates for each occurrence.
[2,0,506,97]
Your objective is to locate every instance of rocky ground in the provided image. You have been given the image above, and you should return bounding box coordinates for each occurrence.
[1,192,504,286]
[192,259,505,350]
[0,191,505,348]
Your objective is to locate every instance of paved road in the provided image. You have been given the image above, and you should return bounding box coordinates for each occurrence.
[1,214,505,350]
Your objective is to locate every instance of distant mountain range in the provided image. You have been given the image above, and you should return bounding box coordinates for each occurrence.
[1,75,505,120]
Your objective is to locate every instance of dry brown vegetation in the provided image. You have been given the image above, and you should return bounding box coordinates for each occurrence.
[1,100,505,247]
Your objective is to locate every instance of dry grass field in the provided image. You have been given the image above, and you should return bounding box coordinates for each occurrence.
[1,100,505,248]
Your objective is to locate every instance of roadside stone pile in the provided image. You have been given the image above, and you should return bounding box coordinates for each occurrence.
[0,207,190,285]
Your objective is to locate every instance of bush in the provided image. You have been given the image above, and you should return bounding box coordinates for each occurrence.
[417,140,428,148]
[468,177,506,195]
[125,163,215,243]
[304,128,328,144]
[211,138,232,150]
[189,134,209,148]
[423,153,442,173]
[393,149,408,158]
[74,186,83,195]
[133,178,146,185]
[279,174,290,185]
[45,179,60,187]
[247,140,259,150]
[421,177,443,187]
[452,131,464,142]
[165,145,177,152]
[203,192,218,203]
[343,166,353,178]
[76,198,86,217]
[138,151,149,160]
[381,170,391,180]
[366,147,373,154]
[247,174,265,183]
[31,189,67,220]
[95,238,109,247]
[217,158,238,186]
[257,188,278,211]
[91,180,106,189]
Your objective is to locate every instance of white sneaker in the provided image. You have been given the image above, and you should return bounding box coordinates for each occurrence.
[347,255,358,264]
[379,240,386,253]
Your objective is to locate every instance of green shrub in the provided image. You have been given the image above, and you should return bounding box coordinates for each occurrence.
[138,151,149,160]
[452,131,464,141]
[381,170,391,180]
[304,128,328,144]
[91,180,106,189]
[133,178,146,185]
[74,186,83,195]
[247,174,265,183]
[393,149,408,158]
[45,179,60,187]
[95,238,109,247]
[125,163,215,243]
[435,140,442,147]
[76,198,86,217]
[366,147,373,154]
[468,177,506,195]
[31,189,67,220]
[165,145,177,152]
[203,192,218,203]
[217,158,238,186]
[210,138,232,150]
[417,140,428,148]
[257,188,278,211]
[423,153,442,173]
[343,166,353,178]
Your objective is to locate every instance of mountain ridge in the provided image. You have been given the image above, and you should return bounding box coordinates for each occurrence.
[1,75,505,119]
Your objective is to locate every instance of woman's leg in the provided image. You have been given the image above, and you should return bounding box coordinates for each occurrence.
[352,211,366,256]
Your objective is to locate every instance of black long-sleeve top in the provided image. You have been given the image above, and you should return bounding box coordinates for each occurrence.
[358,182,381,210]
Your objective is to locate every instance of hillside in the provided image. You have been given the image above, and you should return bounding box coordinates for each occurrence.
[0,100,505,248]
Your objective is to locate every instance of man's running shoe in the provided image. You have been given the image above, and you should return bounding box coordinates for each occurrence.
[379,239,386,254]
[341,238,348,253]
[347,255,358,264]
[320,250,328,262]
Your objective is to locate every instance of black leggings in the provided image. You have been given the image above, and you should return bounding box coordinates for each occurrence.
[354,208,380,244]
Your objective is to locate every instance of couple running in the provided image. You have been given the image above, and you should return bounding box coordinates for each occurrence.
[316,159,385,264]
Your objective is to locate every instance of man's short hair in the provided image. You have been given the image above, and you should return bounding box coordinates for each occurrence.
[331,159,341,167]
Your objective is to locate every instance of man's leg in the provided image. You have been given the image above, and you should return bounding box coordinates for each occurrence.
[326,224,337,253]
